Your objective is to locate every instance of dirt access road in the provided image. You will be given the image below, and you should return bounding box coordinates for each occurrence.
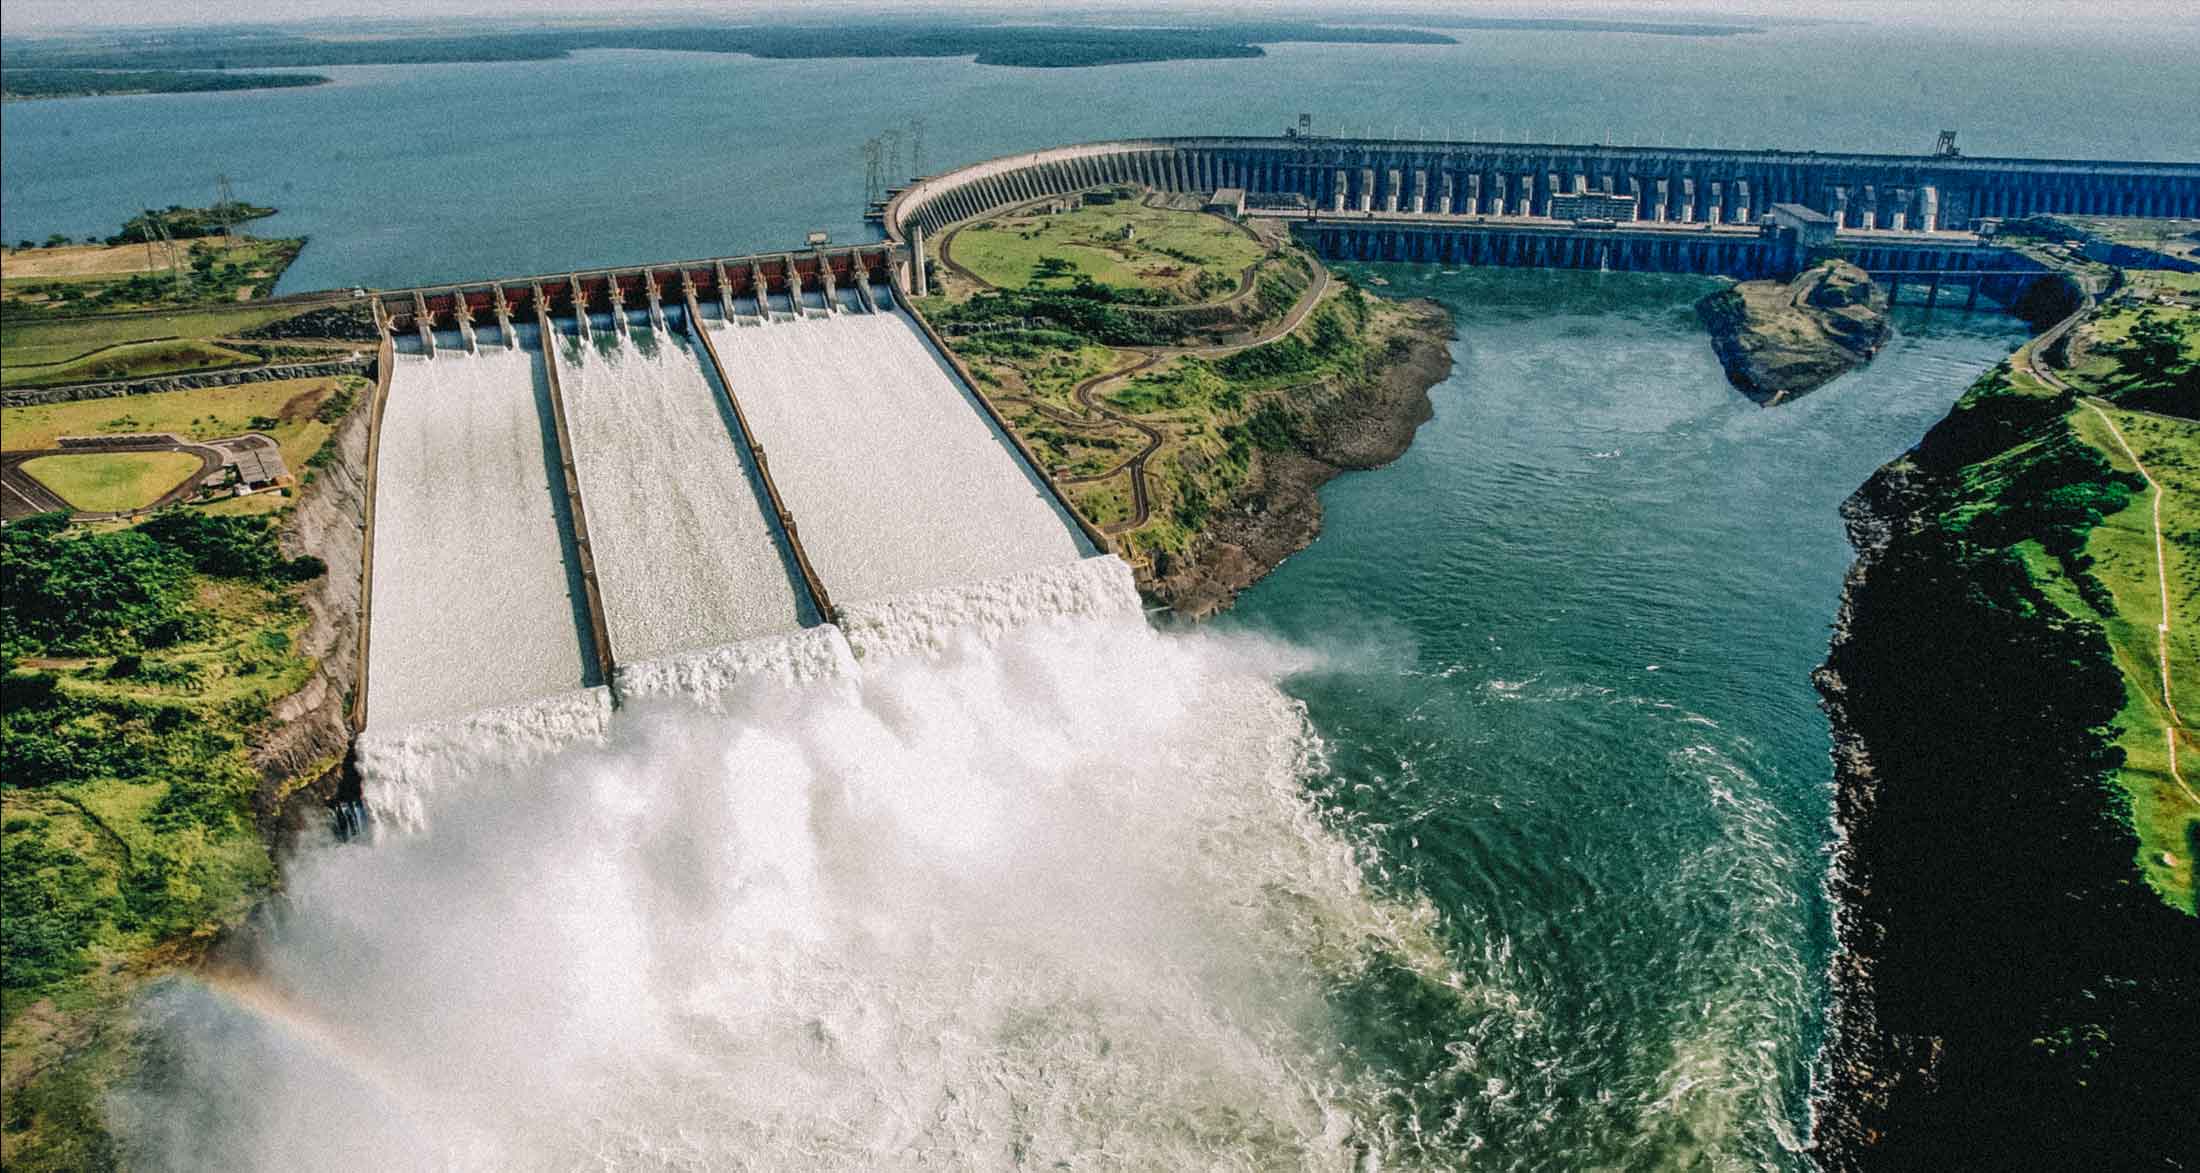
[936,195,1333,533]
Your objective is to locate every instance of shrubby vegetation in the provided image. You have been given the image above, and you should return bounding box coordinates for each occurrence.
[931,284,1194,347]
[1,508,321,1003]
[1,511,318,661]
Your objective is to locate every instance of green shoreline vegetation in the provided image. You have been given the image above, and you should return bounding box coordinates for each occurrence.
[1813,270,2195,1165]
[1,70,327,101]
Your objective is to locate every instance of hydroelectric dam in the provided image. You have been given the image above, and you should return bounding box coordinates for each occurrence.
[351,132,2196,735]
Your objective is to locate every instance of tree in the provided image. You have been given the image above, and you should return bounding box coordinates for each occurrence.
[2117,310,2189,383]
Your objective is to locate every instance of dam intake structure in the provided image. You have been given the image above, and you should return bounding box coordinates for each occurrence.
[881,136,2199,297]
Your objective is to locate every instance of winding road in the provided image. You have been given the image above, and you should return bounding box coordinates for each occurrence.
[935,197,1334,533]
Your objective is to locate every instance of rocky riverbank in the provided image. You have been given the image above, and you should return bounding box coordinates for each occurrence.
[1700,261,1890,405]
[1143,297,1453,616]
[255,388,371,836]
[1809,374,2198,1170]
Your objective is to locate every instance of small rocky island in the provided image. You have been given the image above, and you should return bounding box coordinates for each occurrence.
[1698,260,1891,405]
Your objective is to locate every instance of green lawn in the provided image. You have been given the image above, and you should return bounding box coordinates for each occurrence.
[951,197,1267,301]
[18,451,204,513]
[2068,404,2199,912]
[0,337,258,389]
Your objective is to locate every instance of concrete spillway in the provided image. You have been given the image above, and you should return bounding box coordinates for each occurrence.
[551,321,809,663]
[365,336,593,728]
[707,311,1088,607]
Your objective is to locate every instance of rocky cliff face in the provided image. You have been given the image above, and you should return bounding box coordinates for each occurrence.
[1144,298,1453,617]
[251,383,369,835]
[1700,261,1891,405]
[1810,385,2198,1171]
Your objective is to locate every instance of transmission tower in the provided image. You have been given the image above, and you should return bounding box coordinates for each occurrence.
[882,129,902,185]
[143,208,187,297]
[909,117,926,177]
[214,174,238,239]
[862,137,884,206]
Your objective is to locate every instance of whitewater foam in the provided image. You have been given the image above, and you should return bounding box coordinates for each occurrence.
[133,559,1485,1170]
[837,554,1142,661]
[355,685,614,833]
[614,624,858,708]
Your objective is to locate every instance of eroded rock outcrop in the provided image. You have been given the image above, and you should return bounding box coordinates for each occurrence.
[1699,261,1891,405]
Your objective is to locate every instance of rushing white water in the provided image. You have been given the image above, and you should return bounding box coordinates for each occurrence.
[365,341,592,728]
[708,311,1088,606]
[127,560,1475,1170]
[553,324,809,661]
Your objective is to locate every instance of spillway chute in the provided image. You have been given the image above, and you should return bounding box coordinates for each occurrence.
[363,334,599,731]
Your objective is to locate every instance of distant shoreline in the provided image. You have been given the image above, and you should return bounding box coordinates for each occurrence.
[0,15,1774,95]
[1,70,330,101]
